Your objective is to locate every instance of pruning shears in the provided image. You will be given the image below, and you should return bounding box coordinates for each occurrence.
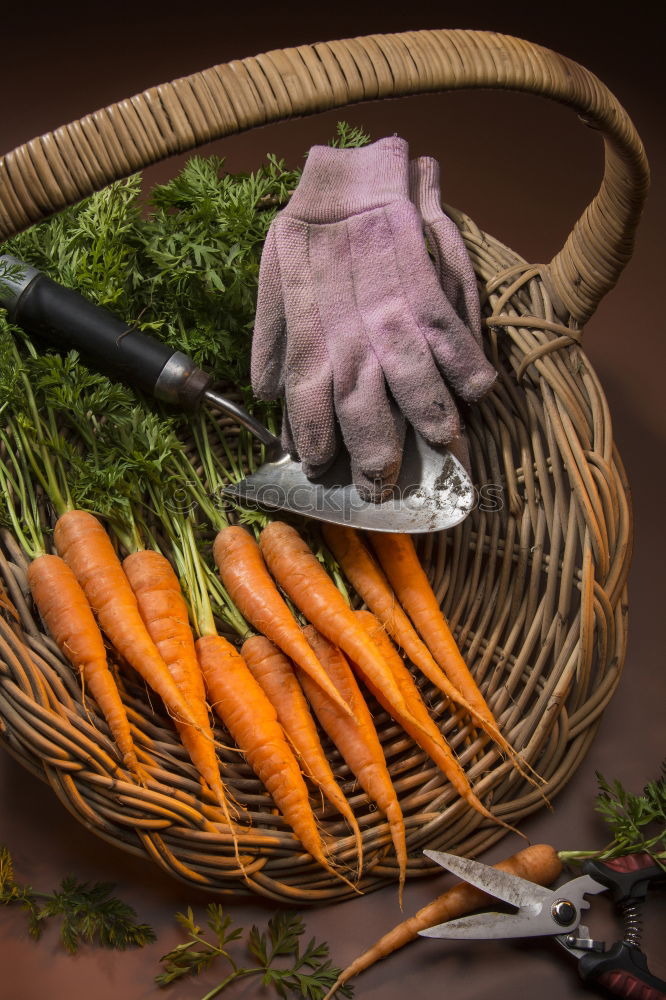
[419,849,666,999]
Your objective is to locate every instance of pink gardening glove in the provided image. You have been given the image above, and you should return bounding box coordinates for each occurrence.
[410,156,483,346]
[251,137,495,500]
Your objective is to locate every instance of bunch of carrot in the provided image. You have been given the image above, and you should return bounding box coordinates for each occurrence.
[27,509,345,883]
[23,508,356,887]
[212,520,532,898]
[25,501,529,897]
[30,511,230,810]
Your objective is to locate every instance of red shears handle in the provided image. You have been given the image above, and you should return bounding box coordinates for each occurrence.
[577,854,666,999]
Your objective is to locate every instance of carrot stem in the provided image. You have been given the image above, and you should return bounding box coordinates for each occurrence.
[0,430,43,560]
[12,345,69,516]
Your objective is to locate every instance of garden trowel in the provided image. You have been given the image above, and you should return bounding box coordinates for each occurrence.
[0,255,475,533]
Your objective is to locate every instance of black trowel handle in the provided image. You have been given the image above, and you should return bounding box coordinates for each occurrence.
[0,255,211,408]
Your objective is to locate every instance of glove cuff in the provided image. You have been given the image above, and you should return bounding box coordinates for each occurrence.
[286,136,410,222]
[409,156,445,224]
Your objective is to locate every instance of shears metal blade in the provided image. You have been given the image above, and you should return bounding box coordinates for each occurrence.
[418,850,604,940]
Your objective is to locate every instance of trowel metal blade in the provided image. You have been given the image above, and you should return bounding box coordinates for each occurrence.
[222,427,476,533]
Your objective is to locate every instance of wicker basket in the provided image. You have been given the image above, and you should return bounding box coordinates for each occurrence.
[0,29,648,902]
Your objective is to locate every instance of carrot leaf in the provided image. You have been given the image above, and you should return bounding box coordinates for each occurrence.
[249,910,305,962]
[0,845,155,952]
[30,875,156,953]
[559,761,666,868]
[0,257,28,295]
[0,845,37,919]
[156,904,354,998]
[327,122,371,149]
[156,904,242,987]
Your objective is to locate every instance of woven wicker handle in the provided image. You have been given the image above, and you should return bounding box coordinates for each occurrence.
[0,29,648,326]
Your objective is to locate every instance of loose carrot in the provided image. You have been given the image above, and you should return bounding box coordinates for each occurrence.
[354,611,520,836]
[298,626,408,906]
[367,531,537,778]
[28,553,148,782]
[53,510,202,735]
[241,634,363,878]
[258,522,415,727]
[196,633,356,889]
[123,549,232,815]
[213,526,353,718]
[323,843,562,997]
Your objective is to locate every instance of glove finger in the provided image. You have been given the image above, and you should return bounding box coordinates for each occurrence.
[410,157,483,345]
[351,400,405,503]
[303,218,405,483]
[252,225,288,399]
[334,353,405,483]
[284,363,338,471]
[351,452,402,502]
[422,318,497,402]
[360,204,495,402]
[263,216,338,470]
[277,215,333,385]
[428,219,484,347]
[282,407,339,479]
[380,340,462,444]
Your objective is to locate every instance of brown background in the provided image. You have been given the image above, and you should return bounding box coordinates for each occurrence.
[1,3,664,998]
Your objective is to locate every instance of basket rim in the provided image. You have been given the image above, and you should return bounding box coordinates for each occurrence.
[0,28,649,326]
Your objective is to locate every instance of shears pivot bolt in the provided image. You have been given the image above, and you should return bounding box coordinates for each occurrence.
[551,899,577,925]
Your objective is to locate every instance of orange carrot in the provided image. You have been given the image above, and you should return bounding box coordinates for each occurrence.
[123,549,231,815]
[213,526,353,718]
[258,522,415,726]
[323,524,483,714]
[323,843,562,997]
[196,633,355,888]
[299,626,407,905]
[28,553,147,782]
[367,531,533,773]
[241,634,363,877]
[53,510,202,735]
[371,532,494,721]
[354,612,520,835]
[367,532,492,717]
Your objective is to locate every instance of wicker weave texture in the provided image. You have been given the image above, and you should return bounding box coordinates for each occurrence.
[0,29,643,901]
